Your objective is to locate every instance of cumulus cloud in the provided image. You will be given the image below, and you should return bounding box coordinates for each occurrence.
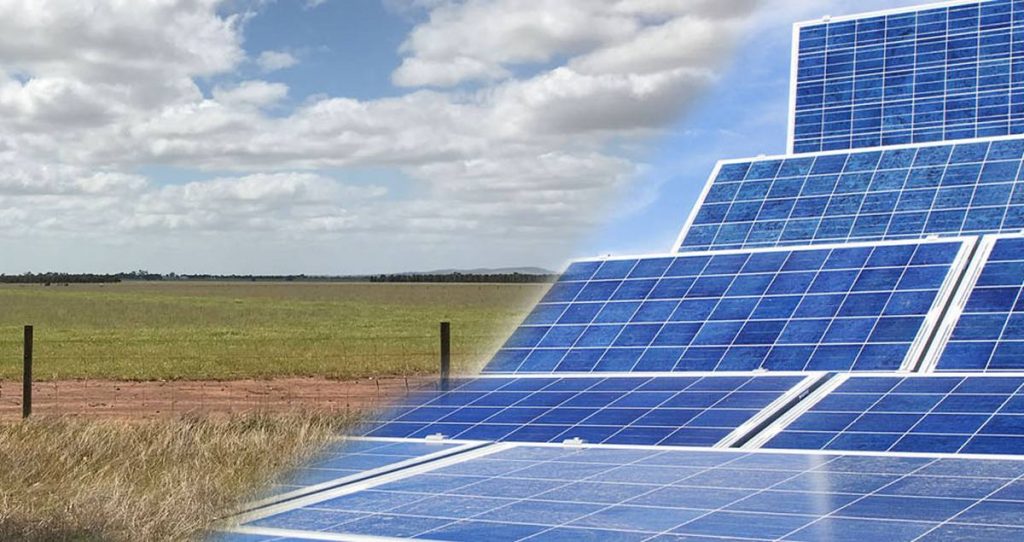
[256,50,298,72]
[0,0,800,273]
[212,80,289,108]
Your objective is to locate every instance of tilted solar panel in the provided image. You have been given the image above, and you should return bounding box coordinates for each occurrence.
[253,438,478,508]
[362,374,815,448]
[229,443,1024,541]
[791,0,1024,154]
[678,137,1024,252]
[485,238,970,374]
[761,374,1024,455]
[928,234,1024,372]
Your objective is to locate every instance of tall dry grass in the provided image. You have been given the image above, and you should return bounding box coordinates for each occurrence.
[0,412,358,541]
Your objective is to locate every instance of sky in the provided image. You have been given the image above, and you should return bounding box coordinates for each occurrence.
[0,0,929,275]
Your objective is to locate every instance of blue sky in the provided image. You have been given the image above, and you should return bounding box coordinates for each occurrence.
[0,0,926,274]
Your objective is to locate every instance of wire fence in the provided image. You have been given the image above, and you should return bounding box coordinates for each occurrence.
[0,327,504,421]
[0,375,443,421]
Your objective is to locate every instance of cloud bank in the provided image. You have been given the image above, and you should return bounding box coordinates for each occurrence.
[0,0,786,273]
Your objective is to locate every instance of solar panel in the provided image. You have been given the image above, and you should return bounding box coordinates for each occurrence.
[250,438,478,509]
[678,137,1024,252]
[227,443,1024,541]
[362,374,815,448]
[761,374,1024,455]
[486,238,969,374]
[791,0,1024,154]
[928,234,1024,372]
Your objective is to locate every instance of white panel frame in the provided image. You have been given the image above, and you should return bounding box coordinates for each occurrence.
[919,232,1024,372]
[742,373,850,449]
[671,160,723,253]
[240,436,487,512]
[716,373,828,448]
[224,442,515,528]
[902,235,979,372]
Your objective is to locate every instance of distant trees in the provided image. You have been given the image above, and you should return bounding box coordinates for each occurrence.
[0,272,121,284]
[0,271,556,284]
[369,273,556,283]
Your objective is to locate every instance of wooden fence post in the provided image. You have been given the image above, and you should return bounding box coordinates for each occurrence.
[23,325,33,419]
[440,322,450,391]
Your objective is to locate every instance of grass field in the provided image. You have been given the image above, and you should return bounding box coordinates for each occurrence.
[0,282,546,381]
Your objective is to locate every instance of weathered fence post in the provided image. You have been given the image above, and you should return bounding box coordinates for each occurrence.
[23,325,33,419]
[439,322,451,391]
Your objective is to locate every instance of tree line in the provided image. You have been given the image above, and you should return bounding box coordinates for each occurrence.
[1,271,556,285]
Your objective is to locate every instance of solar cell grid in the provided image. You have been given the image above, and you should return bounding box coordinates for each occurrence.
[765,374,1024,455]
[229,443,1024,542]
[487,239,967,374]
[679,137,1024,251]
[363,375,810,448]
[932,234,1024,371]
[791,0,1024,153]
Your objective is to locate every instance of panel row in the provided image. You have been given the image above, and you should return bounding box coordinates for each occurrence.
[228,443,1024,542]
[485,238,968,374]
[764,374,1024,456]
[363,375,810,448]
[679,137,1024,251]
[792,0,1024,152]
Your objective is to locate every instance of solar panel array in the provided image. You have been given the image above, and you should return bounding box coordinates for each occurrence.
[221,2,1024,540]
[364,375,807,447]
[485,239,967,374]
[679,138,1024,252]
[765,375,1024,455]
[792,0,1024,154]
[231,444,1024,542]
[934,235,1024,371]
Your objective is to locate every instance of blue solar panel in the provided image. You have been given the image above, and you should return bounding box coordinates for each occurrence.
[257,438,471,506]
[765,375,1024,455]
[229,443,1024,541]
[679,138,1024,251]
[486,239,966,374]
[792,0,1024,153]
[362,375,807,447]
[933,235,1024,371]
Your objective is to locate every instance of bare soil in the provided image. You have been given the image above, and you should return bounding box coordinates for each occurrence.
[0,376,437,420]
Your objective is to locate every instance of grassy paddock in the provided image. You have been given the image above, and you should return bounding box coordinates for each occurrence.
[0,282,545,381]
[0,413,357,541]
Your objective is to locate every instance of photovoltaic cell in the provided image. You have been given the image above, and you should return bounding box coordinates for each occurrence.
[485,239,965,374]
[362,375,806,447]
[229,444,1024,541]
[792,0,1024,153]
[680,138,1024,251]
[765,375,1024,455]
[935,235,1024,371]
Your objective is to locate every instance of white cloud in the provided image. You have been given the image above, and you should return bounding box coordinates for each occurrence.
[256,50,298,72]
[0,0,780,273]
[392,0,639,87]
[212,80,288,108]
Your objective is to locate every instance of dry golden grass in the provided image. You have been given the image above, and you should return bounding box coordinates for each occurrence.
[0,412,359,541]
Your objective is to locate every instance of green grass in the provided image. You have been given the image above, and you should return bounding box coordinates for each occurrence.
[0,282,546,381]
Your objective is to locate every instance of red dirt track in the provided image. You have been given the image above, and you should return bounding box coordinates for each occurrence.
[0,376,436,420]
